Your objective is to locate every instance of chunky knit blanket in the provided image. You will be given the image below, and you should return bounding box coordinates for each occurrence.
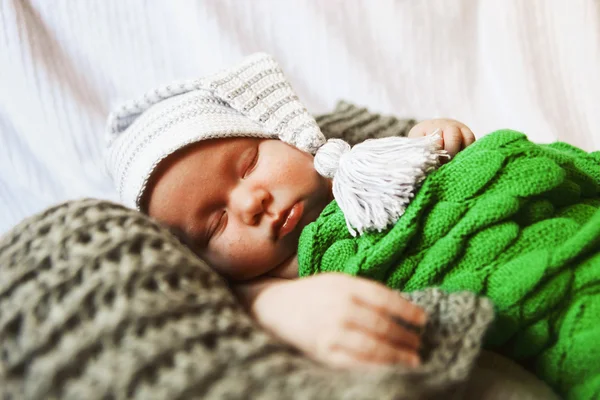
[0,198,496,399]
[298,129,600,399]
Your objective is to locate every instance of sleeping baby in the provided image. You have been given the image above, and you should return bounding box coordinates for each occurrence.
[106,53,600,399]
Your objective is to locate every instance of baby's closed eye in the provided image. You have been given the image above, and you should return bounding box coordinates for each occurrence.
[241,146,259,178]
[207,211,228,243]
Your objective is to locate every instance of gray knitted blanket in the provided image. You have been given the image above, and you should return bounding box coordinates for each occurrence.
[315,100,417,145]
[0,200,493,400]
[0,103,493,399]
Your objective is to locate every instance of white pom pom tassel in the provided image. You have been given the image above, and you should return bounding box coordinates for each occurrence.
[314,131,446,236]
[314,139,351,179]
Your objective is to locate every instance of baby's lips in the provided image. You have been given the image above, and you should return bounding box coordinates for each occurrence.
[277,202,304,239]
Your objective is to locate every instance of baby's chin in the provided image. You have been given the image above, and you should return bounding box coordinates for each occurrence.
[267,253,298,279]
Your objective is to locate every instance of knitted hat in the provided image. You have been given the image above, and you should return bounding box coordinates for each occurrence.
[106,53,443,236]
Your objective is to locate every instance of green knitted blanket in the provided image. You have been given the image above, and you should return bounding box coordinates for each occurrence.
[298,130,600,399]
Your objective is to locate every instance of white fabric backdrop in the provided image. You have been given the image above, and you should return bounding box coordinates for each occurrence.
[1,0,599,234]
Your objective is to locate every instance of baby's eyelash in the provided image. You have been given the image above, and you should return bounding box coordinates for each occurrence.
[243,148,259,178]
[208,211,227,242]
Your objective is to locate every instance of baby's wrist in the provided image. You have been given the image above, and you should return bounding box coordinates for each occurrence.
[232,277,287,313]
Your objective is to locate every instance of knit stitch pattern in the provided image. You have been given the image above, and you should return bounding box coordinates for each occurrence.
[0,199,493,399]
[315,100,417,145]
[298,130,600,399]
[106,53,328,210]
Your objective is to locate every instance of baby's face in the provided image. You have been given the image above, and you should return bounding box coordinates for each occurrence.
[145,137,332,281]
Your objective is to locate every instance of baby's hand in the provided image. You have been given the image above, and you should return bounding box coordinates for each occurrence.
[408,118,476,159]
[249,273,426,368]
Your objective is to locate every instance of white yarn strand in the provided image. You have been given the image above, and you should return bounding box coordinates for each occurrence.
[315,132,445,236]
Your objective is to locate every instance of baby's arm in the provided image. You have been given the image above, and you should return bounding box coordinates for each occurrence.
[408,118,476,158]
[233,274,426,368]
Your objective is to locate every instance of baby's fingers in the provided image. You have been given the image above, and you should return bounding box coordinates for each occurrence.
[441,127,463,157]
[461,127,476,148]
[346,304,421,351]
[331,330,420,367]
[353,279,426,327]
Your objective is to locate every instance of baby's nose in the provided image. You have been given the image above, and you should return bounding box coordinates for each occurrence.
[232,186,271,225]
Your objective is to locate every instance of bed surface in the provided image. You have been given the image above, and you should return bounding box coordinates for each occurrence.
[1,0,599,233]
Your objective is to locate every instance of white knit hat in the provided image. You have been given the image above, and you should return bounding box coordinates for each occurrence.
[106,53,443,236]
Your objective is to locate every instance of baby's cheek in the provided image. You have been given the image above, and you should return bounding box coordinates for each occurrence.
[216,233,278,279]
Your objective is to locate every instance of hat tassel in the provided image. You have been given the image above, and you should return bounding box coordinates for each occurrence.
[314,131,446,236]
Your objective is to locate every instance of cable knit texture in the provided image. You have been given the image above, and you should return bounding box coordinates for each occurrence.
[0,199,493,399]
[298,129,600,399]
